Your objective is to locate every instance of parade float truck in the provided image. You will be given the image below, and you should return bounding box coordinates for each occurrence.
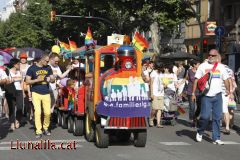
[57,71,86,136]
[84,44,150,148]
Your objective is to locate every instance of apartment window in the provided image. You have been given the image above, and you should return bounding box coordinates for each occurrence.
[195,0,200,15]
[208,0,214,19]
[225,5,233,20]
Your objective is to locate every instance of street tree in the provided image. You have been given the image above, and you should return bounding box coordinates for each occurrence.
[51,0,194,54]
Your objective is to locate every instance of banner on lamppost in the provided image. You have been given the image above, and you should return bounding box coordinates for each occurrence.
[205,21,217,36]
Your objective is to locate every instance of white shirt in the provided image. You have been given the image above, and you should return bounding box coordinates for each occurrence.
[150,70,164,96]
[173,65,178,76]
[9,70,22,90]
[163,73,177,92]
[20,63,30,79]
[222,65,235,94]
[49,65,62,90]
[0,69,7,93]
[195,62,229,97]
[73,62,84,68]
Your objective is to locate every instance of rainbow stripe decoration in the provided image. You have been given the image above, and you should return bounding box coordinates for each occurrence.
[228,98,237,110]
[85,27,94,45]
[132,32,149,51]
[68,88,75,110]
[69,40,77,52]
[59,41,70,52]
[212,70,221,78]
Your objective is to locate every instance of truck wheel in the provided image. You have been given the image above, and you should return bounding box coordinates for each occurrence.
[57,111,62,126]
[85,112,94,142]
[61,112,68,129]
[95,124,109,148]
[51,108,58,124]
[73,117,84,136]
[133,129,147,147]
[68,116,74,133]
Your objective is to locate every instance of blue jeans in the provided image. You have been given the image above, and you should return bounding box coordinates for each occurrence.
[188,95,201,120]
[197,93,222,141]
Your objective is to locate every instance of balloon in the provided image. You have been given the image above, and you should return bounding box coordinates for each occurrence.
[52,45,60,54]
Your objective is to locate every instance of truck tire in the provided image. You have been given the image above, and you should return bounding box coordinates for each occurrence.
[95,124,109,148]
[73,116,84,136]
[85,112,94,142]
[133,129,147,147]
[57,111,62,126]
[51,108,58,124]
[61,112,68,129]
[68,115,74,133]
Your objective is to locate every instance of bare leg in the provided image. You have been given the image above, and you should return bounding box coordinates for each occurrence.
[224,112,230,130]
[156,110,163,128]
[149,109,156,126]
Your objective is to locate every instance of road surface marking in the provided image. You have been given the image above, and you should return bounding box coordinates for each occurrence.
[222,141,240,145]
[235,112,240,116]
[159,142,191,146]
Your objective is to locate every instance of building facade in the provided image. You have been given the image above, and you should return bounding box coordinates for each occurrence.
[185,0,240,71]
[0,0,26,21]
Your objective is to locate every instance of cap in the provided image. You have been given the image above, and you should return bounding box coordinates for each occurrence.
[19,53,28,59]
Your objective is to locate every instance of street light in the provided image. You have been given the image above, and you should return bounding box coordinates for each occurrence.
[51,13,121,34]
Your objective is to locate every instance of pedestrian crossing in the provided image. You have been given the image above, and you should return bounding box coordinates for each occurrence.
[159,141,240,146]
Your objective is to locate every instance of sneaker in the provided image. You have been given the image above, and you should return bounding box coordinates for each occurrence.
[196,132,202,142]
[36,133,43,139]
[213,140,224,145]
[43,130,51,136]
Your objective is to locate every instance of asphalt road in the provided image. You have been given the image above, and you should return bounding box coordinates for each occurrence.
[0,106,240,160]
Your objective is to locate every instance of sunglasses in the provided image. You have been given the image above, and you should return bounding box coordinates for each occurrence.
[208,54,217,57]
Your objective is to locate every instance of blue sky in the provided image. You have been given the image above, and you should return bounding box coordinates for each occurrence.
[0,0,9,11]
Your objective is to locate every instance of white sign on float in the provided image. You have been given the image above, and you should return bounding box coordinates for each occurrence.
[107,34,124,45]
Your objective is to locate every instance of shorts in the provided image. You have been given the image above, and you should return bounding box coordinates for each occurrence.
[222,94,229,113]
[152,96,164,110]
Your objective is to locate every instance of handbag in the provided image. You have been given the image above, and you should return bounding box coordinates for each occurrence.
[197,62,218,95]
[228,98,237,110]
[4,69,17,97]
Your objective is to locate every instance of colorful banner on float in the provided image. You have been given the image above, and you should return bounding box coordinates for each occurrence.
[96,76,150,117]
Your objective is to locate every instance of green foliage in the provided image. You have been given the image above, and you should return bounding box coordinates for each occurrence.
[0,0,53,50]
[0,0,194,49]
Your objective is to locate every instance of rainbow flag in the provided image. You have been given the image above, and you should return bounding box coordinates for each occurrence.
[68,89,75,110]
[69,40,77,52]
[85,27,94,45]
[132,32,149,51]
[59,41,70,52]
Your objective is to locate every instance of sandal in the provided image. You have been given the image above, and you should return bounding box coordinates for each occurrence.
[157,124,164,128]
[149,120,154,127]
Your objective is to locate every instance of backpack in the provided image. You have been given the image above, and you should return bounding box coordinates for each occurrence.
[4,69,17,97]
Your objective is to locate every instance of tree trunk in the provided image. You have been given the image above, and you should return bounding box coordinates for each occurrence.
[150,22,160,55]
